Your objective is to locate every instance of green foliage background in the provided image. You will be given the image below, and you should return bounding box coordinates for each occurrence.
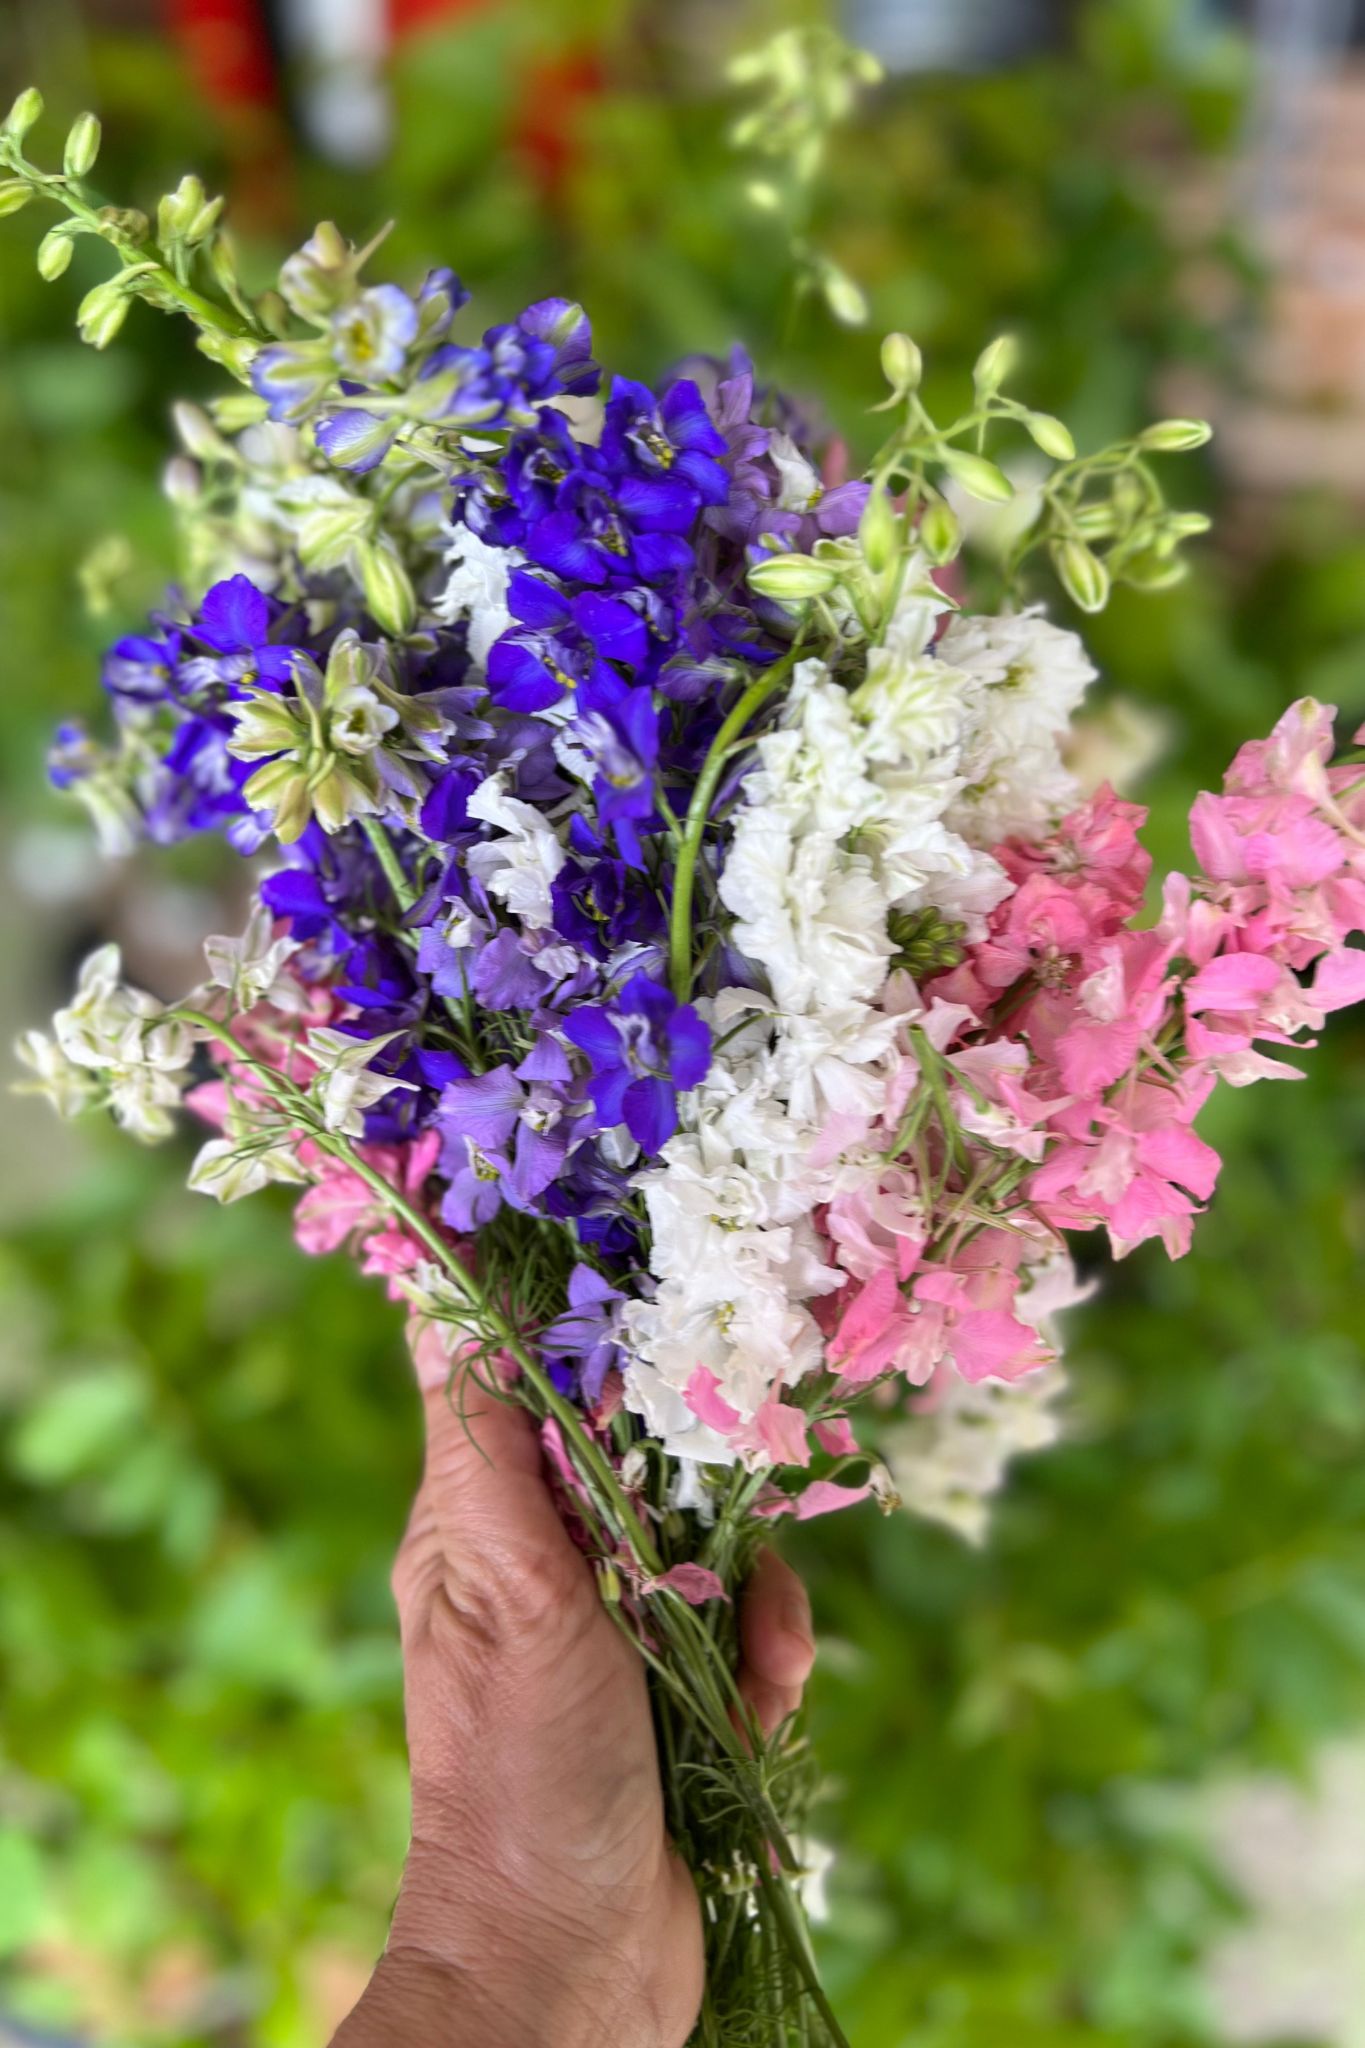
[1,4,1363,2043]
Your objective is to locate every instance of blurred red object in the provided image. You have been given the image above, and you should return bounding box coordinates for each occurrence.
[512,47,603,201]
[166,0,279,111]
[389,0,494,33]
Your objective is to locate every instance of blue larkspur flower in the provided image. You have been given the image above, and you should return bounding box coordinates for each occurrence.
[601,376,730,506]
[563,973,711,1155]
[487,571,649,714]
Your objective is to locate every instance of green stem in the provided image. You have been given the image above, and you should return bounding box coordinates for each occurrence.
[4,158,259,343]
[361,815,418,911]
[668,646,804,1000]
[755,1861,850,2048]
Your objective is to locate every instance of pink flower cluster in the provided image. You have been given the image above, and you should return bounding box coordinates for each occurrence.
[824,699,1365,1407]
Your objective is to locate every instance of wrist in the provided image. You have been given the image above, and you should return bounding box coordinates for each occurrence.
[331,1941,666,2048]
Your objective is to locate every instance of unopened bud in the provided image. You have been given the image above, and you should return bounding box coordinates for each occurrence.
[0,180,33,218]
[3,88,44,143]
[357,540,417,637]
[880,331,922,395]
[940,449,1014,504]
[63,112,101,179]
[747,552,842,601]
[918,494,961,566]
[1051,536,1111,614]
[858,487,899,575]
[972,334,1018,399]
[36,227,74,280]
[1137,418,1212,453]
[77,279,130,350]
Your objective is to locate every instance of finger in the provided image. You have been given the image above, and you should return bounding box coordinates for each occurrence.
[738,1548,815,1735]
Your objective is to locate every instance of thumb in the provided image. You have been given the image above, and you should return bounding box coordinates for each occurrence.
[405,1318,582,1595]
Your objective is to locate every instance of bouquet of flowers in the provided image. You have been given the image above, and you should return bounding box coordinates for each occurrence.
[7,85,1365,2046]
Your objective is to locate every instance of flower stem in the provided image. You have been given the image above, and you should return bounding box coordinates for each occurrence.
[668,646,804,1001]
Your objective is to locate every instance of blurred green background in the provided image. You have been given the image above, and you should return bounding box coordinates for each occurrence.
[2,2,1365,2043]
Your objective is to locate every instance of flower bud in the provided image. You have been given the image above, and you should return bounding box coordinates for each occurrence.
[880,331,922,395]
[972,334,1018,398]
[821,262,868,328]
[63,112,101,179]
[1137,418,1212,452]
[940,449,1014,504]
[172,401,232,462]
[77,278,130,350]
[918,494,961,566]
[157,174,207,244]
[1051,536,1111,614]
[1021,410,1076,461]
[162,456,201,507]
[36,228,74,281]
[858,487,899,575]
[357,540,417,637]
[194,331,258,378]
[3,87,44,142]
[747,552,842,601]
[0,180,33,218]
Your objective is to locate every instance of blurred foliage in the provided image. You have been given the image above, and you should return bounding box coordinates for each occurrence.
[1,1,1364,2043]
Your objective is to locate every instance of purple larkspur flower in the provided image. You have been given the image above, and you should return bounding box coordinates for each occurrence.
[488,571,648,714]
[551,818,665,958]
[178,575,301,692]
[601,377,730,507]
[555,671,660,868]
[563,973,711,1154]
[101,624,183,704]
[527,462,699,587]
[437,1056,579,1230]
[543,1263,625,1401]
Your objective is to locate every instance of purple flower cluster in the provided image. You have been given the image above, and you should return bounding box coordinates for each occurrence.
[58,287,864,1387]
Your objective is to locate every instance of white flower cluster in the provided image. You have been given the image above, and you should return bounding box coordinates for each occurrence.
[621,585,1096,1481]
[16,944,195,1142]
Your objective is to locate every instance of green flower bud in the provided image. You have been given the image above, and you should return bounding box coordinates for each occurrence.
[1051,536,1111,614]
[77,278,131,350]
[972,334,1018,398]
[940,449,1014,504]
[858,487,899,575]
[211,393,271,432]
[194,331,258,378]
[172,401,233,462]
[63,112,101,179]
[1117,549,1188,593]
[357,540,417,637]
[918,494,961,566]
[1021,410,1076,461]
[3,87,44,142]
[888,907,967,978]
[880,331,922,396]
[820,260,868,327]
[36,228,74,281]
[1137,418,1212,453]
[157,174,206,242]
[0,180,33,218]
[746,553,842,600]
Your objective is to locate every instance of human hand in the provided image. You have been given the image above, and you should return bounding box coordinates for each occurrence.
[331,1324,816,2048]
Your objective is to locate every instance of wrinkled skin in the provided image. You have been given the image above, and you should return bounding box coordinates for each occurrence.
[333,1325,815,2048]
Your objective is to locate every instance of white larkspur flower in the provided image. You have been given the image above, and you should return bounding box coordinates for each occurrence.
[435,525,523,668]
[304,1026,417,1135]
[883,1362,1067,1544]
[188,1133,310,1203]
[202,903,305,1015]
[52,944,195,1083]
[13,1028,104,1119]
[719,817,893,1014]
[466,773,567,929]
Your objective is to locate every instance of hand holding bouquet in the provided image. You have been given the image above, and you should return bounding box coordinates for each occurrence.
[6,84,1365,2045]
